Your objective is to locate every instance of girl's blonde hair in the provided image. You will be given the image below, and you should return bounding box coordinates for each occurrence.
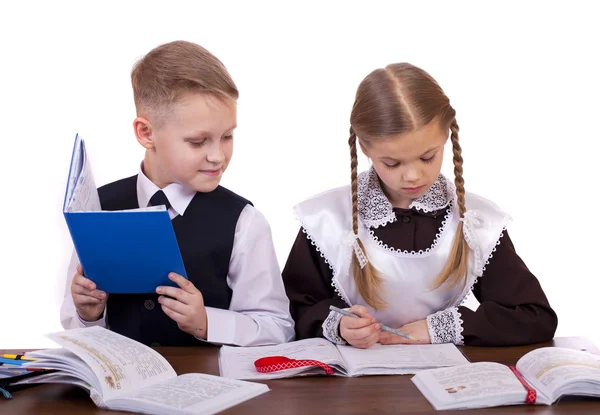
[349,63,467,310]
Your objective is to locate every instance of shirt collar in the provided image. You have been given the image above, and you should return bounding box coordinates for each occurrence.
[136,162,197,217]
[357,165,455,228]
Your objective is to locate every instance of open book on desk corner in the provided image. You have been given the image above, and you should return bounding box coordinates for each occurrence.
[218,338,470,380]
[411,346,600,410]
[11,326,268,415]
[63,133,187,293]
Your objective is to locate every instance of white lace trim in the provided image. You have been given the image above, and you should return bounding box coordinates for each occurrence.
[293,207,351,305]
[461,212,511,277]
[409,175,455,213]
[357,167,397,228]
[426,307,464,345]
[357,167,454,228]
[368,201,454,257]
[322,310,347,345]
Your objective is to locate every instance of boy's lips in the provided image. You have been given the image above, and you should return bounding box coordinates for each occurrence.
[199,169,221,177]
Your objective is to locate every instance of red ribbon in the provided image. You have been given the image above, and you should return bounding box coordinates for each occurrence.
[509,366,536,404]
[254,356,334,375]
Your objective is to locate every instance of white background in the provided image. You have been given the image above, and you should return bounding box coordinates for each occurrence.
[1,1,598,348]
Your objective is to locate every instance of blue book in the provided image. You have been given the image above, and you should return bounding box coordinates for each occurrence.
[62,134,187,293]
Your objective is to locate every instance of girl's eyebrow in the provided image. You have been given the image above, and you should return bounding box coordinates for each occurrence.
[379,146,440,162]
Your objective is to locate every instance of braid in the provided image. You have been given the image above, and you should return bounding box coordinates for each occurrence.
[349,128,359,235]
[348,128,386,310]
[432,117,470,293]
[450,120,466,216]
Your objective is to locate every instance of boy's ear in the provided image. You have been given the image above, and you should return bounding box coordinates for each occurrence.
[133,117,154,149]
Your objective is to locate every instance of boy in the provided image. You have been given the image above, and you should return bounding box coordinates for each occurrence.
[60,40,295,347]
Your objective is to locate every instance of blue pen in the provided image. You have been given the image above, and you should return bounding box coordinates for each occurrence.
[0,358,27,366]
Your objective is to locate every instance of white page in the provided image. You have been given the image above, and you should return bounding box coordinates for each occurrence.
[46,327,176,400]
[26,348,99,391]
[337,343,469,375]
[517,347,600,400]
[65,135,84,209]
[108,373,269,415]
[412,362,533,410]
[219,338,346,379]
[65,137,101,212]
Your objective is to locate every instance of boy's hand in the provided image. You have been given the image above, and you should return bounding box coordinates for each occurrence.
[156,273,208,339]
[71,264,108,322]
[339,305,381,349]
[379,319,431,344]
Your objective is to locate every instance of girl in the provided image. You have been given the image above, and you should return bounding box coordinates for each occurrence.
[282,63,557,348]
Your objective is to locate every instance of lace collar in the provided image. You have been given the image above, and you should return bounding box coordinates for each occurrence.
[357,166,455,228]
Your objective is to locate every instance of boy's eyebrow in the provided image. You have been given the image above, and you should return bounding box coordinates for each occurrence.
[184,124,238,140]
[379,146,440,162]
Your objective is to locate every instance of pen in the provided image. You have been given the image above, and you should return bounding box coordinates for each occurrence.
[329,305,419,341]
[2,354,37,361]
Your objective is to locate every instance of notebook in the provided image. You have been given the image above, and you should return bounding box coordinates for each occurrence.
[218,338,470,379]
[62,134,187,293]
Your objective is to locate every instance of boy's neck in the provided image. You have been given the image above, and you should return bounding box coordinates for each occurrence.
[142,154,170,189]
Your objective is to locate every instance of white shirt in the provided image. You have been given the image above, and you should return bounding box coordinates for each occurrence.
[60,165,295,346]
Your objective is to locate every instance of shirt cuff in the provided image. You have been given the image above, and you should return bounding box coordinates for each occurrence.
[322,310,347,345]
[77,307,107,328]
[426,307,464,345]
[204,307,238,345]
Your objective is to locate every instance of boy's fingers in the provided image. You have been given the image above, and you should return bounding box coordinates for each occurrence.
[157,296,188,315]
[161,304,186,324]
[76,264,83,275]
[169,273,197,294]
[73,274,96,291]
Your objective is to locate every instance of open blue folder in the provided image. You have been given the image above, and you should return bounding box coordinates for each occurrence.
[62,134,187,293]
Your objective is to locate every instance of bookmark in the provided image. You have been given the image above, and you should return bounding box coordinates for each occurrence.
[254,356,334,375]
[509,366,536,404]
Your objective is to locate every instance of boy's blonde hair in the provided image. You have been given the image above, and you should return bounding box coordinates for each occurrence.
[131,40,238,126]
[348,63,467,310]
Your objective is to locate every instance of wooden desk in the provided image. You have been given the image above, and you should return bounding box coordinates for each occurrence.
[2,337,600,414]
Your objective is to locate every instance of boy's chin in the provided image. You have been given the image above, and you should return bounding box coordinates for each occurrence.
[189,179,221,193]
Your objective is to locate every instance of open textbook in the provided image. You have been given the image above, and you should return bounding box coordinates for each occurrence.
[63,134,187,293]
[219,338,470,380]
[15,327,268,415]
[412,347,600,410]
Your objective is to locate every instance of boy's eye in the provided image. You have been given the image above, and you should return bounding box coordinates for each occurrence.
[223,135,233,140]
[189,138,208,147]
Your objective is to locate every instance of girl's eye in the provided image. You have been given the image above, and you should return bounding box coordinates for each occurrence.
[383,162,400,170]
[421,155,436,164]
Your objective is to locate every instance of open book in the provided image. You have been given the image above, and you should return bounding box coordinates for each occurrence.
[16,327,268,415]
[63,133,187,293]
[411,346,600,410]
[219,338,469,380]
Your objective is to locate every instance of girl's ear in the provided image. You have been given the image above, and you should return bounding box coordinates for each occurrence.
[358,139,369,158]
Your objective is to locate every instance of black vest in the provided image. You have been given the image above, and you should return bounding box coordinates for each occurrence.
[98,175,251,346]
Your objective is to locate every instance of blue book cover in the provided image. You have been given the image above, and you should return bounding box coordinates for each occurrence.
[62,134,187,293]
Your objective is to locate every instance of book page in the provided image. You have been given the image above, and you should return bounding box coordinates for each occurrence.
[219,338,346,379]
[517,347,600,400]
[337,343,470,375]
[108,374,268,415]
[411,362,530,410]
[65,137,101,212]
[46,327,176,400]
